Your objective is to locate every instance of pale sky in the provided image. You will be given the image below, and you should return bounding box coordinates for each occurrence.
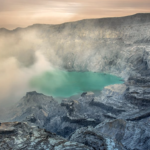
[0,0,150,29]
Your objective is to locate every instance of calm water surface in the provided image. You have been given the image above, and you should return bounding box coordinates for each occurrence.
[29,69,123,98]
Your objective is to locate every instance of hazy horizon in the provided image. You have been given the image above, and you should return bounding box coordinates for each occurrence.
[0,0,150,29]
[0,13,149,31]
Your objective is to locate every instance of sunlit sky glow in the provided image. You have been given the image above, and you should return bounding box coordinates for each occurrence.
[0,0,150,29]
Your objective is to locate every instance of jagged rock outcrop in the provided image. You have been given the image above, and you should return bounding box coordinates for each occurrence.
[6,91,103,137]
[70,118,150,150]
[0,122,92,150]
[125,76,150,106]
[70,127,107,150]
[70,126,126,150]
[3,81,148,135]
[94,119,150,150]
[7,91,70,137]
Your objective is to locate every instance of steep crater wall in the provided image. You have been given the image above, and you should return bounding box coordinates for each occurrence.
[0,13,150,79]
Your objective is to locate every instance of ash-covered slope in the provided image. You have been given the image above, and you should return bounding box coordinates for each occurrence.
[1,13,150,78]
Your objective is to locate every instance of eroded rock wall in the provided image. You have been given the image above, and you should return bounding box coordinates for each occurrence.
[1,14,150,78]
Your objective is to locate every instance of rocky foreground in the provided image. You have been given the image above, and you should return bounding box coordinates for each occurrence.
[1,74,150,150]
[0,122,93,150]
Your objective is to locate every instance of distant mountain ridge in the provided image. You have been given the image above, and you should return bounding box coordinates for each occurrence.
[1,13,150,31]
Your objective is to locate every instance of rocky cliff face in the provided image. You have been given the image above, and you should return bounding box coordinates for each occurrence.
[1,13,150,78]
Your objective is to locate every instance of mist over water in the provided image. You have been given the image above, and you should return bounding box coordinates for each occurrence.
[0,47,122,111]
[29,69,123,98]
[0,27,123,109]
[0,51,54,108]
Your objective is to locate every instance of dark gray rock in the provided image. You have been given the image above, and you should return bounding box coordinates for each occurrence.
[0,122,93,150]
[95,119,150,150]
[125,76,150,107]
[70,127,107,150]
[70,126,126,150]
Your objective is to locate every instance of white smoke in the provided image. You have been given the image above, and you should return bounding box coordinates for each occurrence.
[0,51,53,108]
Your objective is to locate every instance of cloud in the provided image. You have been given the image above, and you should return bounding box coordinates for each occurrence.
[0,0,150,29]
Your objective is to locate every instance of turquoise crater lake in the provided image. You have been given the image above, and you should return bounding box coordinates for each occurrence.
[29,69,123,98]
